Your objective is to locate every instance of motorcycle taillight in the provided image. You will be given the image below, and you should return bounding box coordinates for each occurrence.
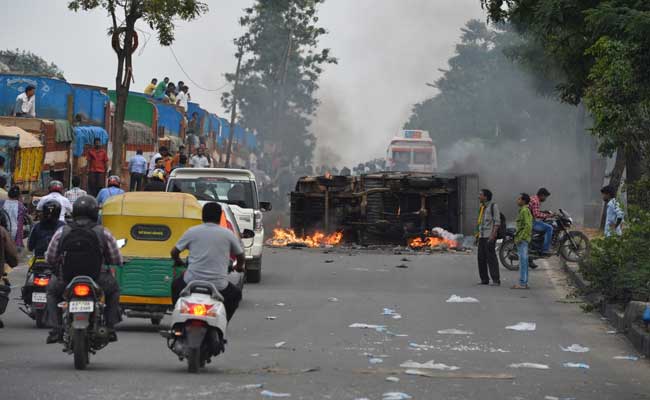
[34,277,50,287]
[73,284,91,297]
[180,301,216,317]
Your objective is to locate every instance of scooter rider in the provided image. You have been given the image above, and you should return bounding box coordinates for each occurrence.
[171,202,244,321]
[36,180,73,222]
[28,201,65,257]
[44,196,123,344]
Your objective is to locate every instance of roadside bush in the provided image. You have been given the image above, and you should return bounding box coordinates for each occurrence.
[580,179,650,304]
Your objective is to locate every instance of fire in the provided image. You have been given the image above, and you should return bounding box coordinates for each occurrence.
[267,228,343,248]
[408,231,458,249]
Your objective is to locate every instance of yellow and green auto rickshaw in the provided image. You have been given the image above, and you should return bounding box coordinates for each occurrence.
[102,192,203,325]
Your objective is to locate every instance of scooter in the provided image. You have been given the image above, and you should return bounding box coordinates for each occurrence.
[20,257,54,328]
[160,280,228,373]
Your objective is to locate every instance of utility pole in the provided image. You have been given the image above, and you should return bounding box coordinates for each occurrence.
[224,48,243,168]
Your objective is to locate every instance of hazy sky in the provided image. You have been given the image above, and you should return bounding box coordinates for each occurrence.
[0,0,484,166]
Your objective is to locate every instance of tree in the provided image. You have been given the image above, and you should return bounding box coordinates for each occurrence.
[223,0,336,165]
[68,0,208,174]
[0,49,65,78]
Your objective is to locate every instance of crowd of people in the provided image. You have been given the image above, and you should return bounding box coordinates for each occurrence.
[143,77,191,112]
[475,186,624,290]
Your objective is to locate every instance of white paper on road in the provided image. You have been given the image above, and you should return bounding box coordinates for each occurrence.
[613,355,639,360]
[446,295,479,303]
[386,376,400,382]
[506,322,537,331]
[509,362,550,369]
[382,392,413,400]
[328,297,340,302]
[561,344,590,353]
[239,384,264,390]
[437,329,474,335]
[563,362,590,369]
[400,360,460,371]
[261,390,291,398]
[369,358,384,364]
[349,323,385,329]
[275,303,286,307]
[274,341,286,348]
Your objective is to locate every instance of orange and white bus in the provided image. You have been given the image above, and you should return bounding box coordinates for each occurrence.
[386,130,437,173]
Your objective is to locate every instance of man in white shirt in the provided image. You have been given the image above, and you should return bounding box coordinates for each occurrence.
[14,85,36,118]
[176,85,189,111]
[147,150,162,178]
[37,180,73,222]
[190,147,211,168]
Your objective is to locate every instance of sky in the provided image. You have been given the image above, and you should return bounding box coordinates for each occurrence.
[0,0,485,167]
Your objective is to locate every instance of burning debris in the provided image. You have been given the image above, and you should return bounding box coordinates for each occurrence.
[408,228,460,250]
[266,228,343,248]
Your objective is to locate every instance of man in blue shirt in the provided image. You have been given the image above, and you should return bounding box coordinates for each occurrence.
[601,185,624,237]
[97,176,125,206]
[128,149,147,192]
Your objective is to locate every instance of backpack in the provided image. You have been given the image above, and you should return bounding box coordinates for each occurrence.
[491,203,507,240]
[58,221,105,282]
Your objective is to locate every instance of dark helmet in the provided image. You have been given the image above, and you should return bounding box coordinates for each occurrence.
[42,200,61,224]
[72,195,99,222]
[48,180,64,194]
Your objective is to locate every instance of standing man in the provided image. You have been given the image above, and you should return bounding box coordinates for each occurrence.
[601,185,624,237]
[173,145,187,168]
[65,176,87,203]
[176,85,189,112]
[14,85,36,118]
[128,149,147,191]
[476,189,501,286]
[513,193,533,290]
[86,138,109,197]
[143,78,158,96]
[190,147,211,168]
[529,188,553,255]
[153,77,169,100]
[147,148,162,179]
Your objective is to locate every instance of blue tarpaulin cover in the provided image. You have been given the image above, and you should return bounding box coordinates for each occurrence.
[73,126,108,157]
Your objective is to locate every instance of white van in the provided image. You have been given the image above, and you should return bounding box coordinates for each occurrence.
[166,168,271,283]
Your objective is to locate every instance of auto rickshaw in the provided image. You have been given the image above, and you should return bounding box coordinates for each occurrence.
[102,192,203,325]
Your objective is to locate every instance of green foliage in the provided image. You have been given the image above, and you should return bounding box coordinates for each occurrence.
[0,49,64,79]
[580,205,650,303]
[223,0,337,164]
[403,21,576,151]
[67,0,208,46]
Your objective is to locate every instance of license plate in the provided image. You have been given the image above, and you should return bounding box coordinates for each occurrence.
[31,292,47,303]
[69,301,94,313]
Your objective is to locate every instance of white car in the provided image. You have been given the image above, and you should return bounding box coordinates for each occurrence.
[166,168,271,283]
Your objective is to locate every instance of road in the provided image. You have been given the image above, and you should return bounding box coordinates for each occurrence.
[1,247,649,400]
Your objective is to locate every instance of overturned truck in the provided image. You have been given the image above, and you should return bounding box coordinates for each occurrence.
[290,172,479,245]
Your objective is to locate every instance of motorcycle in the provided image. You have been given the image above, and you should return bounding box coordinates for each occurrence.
[160,280,228,373]
[20,257,53,328]
[499,209,590,271]
[0,279,9,329]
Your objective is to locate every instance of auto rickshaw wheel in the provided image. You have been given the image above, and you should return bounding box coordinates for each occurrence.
[151,317,162,326]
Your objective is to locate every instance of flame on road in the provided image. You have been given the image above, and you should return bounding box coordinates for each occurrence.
[267,228,343,248]
[408,233,458,249]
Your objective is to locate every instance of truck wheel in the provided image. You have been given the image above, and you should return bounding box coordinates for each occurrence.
[246,259,262,283]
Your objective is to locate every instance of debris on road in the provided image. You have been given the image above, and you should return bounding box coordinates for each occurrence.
[402,369,514,380]
[509,363,550,369]
[383,308,403,319]
[274,341,287,348]
[324,259,334,263]
[328,297,340,302]
[400,258,411,262]
[239,384,264,390]
[446,295,479,303]
[386,376,400,383]
[561,344,590,353]
[350,323,385,330]
[613,355,639,361]
[395,264,409,269]
[563,362,590,369]
[382,392,413,400]
[267,228,343,248]
[260,390,292,398]
[369,358,384,364]
[437,328,474,335]
[399,360,460,371]
[266,316,278,320]
[275,303,286,307]
[506,322,537,331]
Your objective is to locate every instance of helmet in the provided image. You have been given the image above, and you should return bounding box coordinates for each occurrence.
[151,169,166,181]
[48,180,64,194]
[107,175,121,187]
[42,200,62,224]
[72,195,99,222]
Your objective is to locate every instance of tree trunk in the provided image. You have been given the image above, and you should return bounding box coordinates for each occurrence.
[600,147,626,229]
[625,145,643,188]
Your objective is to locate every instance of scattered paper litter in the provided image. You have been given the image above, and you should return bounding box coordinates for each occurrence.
[369,358,384,364]
[561,344,590,353]
[239,384,264,390]
[383,308,396,315]
[392,314,403,320]
[404,369,429,377]
[382,392,412,400]
[261,390,291,398]
[400,360,459,371]
[509,362,550,369]
[385,376,400,382]
[613,355,639,361]
[408,342,436,350]
[274,341,286,348]
[350,323,385,330]
[446,295,479,303]
[266,316,278,320]
[328,297,340,302]
[250,353,260,357]
[437,329,474,335]
[506,322,537,331]
[275,303,286,307]
[606,330,617,334]
[563,362,590,369]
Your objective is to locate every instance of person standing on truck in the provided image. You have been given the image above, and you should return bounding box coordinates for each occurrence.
[144,78,157,96]
[476,189,501,286]
[14,85,36,118]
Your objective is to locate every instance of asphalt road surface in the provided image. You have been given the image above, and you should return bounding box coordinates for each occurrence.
[2,247,649,400]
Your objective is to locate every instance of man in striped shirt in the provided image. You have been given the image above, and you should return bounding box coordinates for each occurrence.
[529,188,553,255]
[64,176,87,203]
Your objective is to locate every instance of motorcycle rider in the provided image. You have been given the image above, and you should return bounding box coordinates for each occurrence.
[529,188,553,255]
[170,202,244,321]
[96,175,125,206]
[44,196,123,344]
[0,212,18,329]
[144,169,167,192]
[28,201,65,257]
[37,180,73,222]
